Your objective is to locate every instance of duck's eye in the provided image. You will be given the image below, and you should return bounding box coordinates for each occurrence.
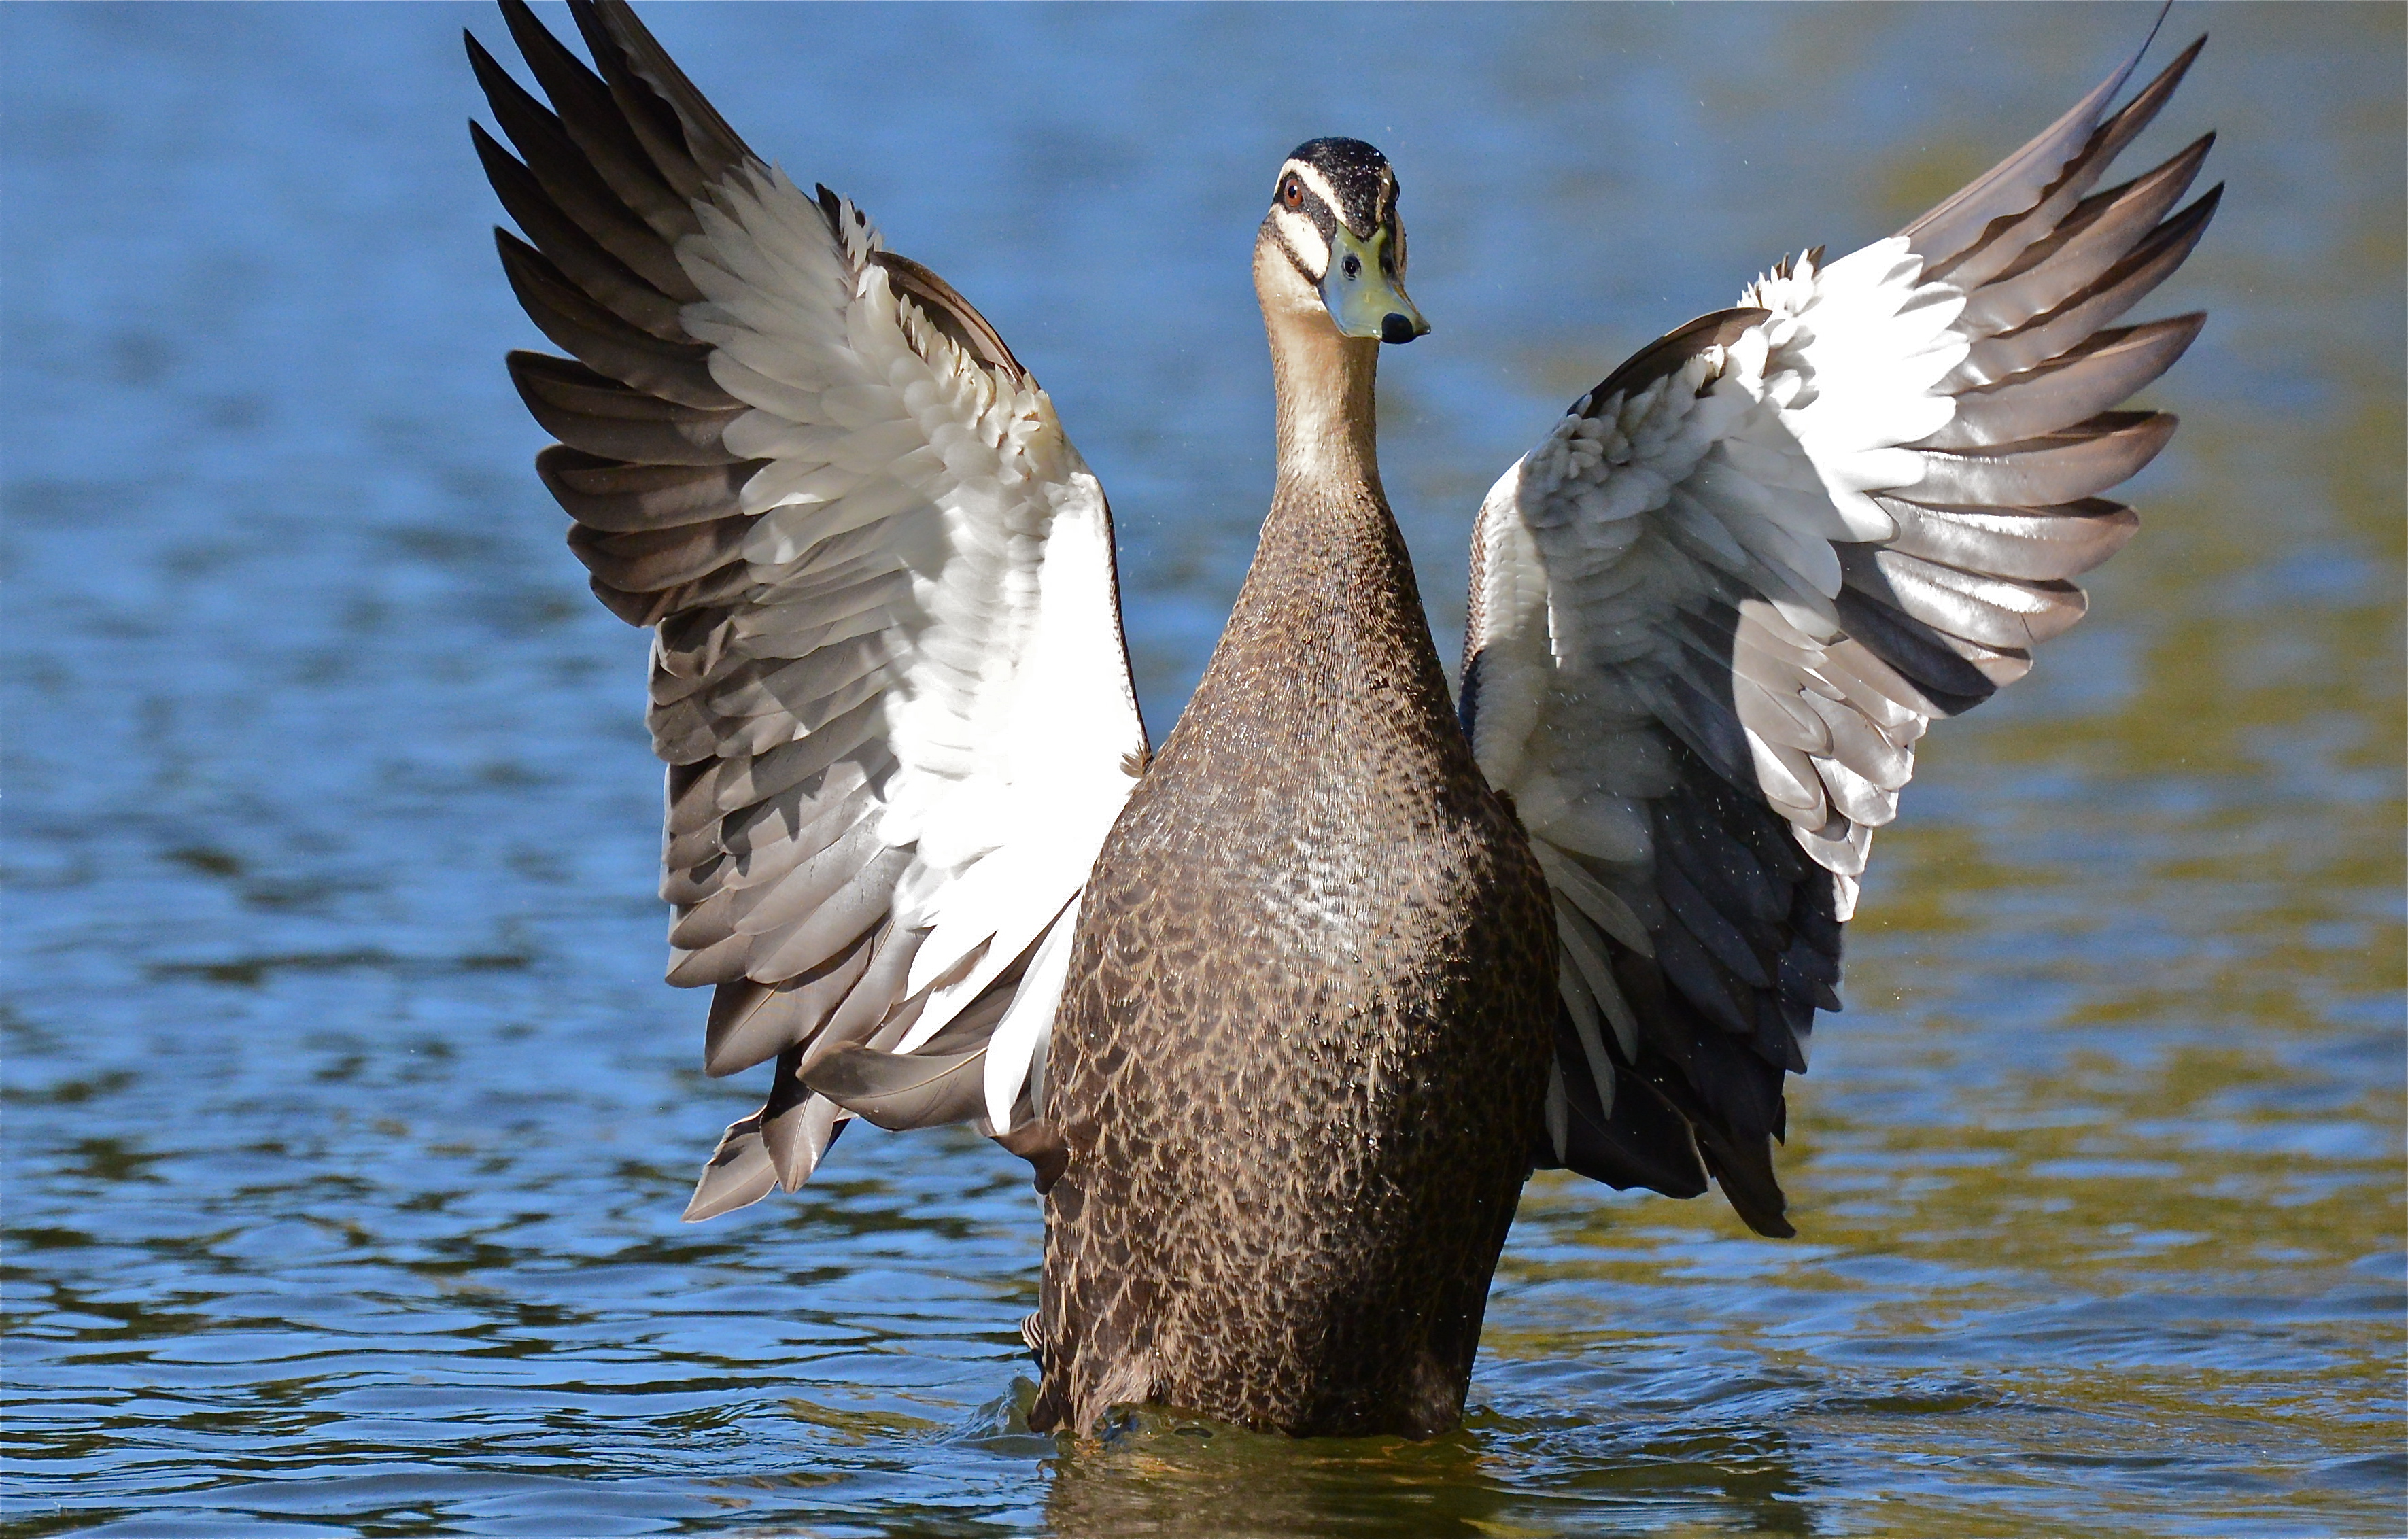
[1281,177,1303,209]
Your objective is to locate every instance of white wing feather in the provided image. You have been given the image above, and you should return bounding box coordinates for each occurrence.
[688,167,1143,1060]
[1462,27,2214,1232]
[472,0,1145,1221]
[1477,237,1963,924]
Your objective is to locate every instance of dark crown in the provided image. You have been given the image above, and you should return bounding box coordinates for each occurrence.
[1282,137,1394,231]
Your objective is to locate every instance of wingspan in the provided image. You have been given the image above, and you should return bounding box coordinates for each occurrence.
[1462,27,2216,1235]
[470,0,1148,1220]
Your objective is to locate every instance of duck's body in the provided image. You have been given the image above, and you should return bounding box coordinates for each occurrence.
[1035,294,1555,1435]
[470,0,2216,1442]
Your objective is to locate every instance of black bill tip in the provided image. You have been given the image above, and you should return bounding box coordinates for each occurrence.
[1381,313,1420,345]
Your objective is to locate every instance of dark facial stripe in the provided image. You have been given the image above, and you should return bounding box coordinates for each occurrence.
[1280,137,1396,237]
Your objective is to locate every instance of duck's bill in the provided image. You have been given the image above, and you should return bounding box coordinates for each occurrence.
[1321,226,1428,344]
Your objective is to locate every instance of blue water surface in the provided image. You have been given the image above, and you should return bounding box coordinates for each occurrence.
[4,4,2403,1536]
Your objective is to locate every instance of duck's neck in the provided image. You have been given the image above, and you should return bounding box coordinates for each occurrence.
[1236,233,1411,608]
[1169,246,1456,768]
[1267,295,1383,504]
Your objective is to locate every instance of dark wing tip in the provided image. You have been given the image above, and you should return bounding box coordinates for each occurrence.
[682,1111,774,1221]
[1699,1132,1795,1239]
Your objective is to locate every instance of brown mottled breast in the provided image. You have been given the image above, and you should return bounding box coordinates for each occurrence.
[1029,475,1557,1438]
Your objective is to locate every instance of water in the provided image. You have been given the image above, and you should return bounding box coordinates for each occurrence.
[3,3,2401,1535]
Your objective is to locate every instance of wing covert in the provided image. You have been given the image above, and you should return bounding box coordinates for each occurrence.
[1464,27,2217,1235]
[470,0,1147,1220]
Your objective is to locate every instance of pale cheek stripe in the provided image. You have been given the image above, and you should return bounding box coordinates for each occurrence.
[1271,207,1329,280]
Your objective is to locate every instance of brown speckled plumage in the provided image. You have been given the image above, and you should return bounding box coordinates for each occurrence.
[1027,159,1558,1438]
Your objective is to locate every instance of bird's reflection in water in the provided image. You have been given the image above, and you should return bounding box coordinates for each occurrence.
[1003,1383,1814,1538]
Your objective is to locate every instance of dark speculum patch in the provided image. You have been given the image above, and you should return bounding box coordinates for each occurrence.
[1286,137,1392,232]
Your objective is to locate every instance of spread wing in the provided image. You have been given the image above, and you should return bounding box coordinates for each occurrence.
[469,0,1147,1220]
[1462,24,2217,1235]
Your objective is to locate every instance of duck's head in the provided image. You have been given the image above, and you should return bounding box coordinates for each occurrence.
[1256,138,1429,346]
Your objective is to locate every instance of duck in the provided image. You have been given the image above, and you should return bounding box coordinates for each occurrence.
[466,0,2216,1438]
